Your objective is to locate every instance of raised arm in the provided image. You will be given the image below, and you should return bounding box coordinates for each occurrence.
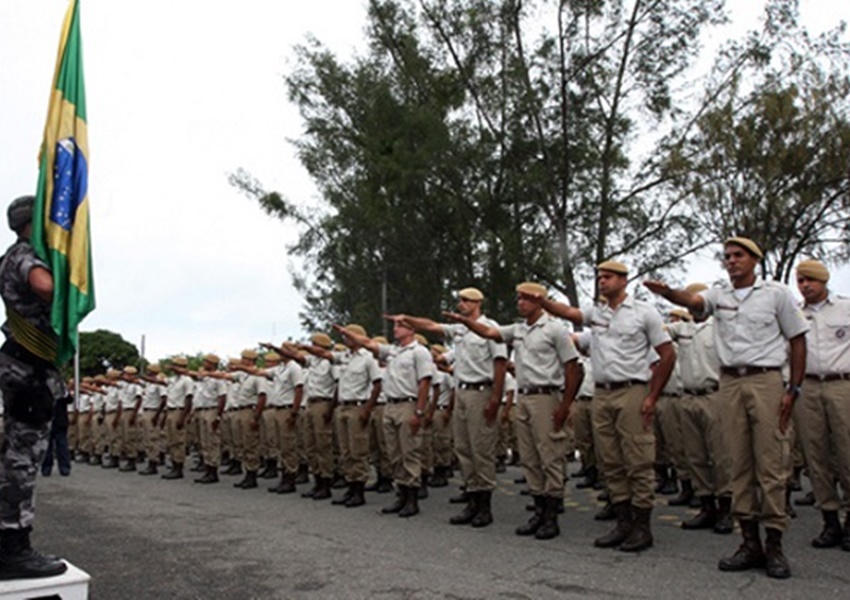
[643,281,705,313]
[440,311,503,342]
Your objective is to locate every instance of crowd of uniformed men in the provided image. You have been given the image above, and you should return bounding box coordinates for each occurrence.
[60,238,848,581]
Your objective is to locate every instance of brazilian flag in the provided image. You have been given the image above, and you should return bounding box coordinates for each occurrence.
[31,0,95,365]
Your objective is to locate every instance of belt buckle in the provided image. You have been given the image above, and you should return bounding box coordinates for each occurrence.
[736,366,747,377]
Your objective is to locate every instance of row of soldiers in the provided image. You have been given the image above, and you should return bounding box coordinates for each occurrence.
[65,238,848,581]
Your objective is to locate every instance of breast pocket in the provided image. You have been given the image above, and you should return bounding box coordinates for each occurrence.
[823,313,849,342]
[742,310,776,338]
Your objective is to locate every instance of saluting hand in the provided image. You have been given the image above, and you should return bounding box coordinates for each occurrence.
[642,280,669,297]
[441,310,465,323]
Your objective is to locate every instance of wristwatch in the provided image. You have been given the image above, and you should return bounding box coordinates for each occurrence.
[785,384,802,398]
[414,408,425,418]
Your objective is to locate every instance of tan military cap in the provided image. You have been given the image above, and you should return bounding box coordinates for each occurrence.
[147,363,162,374]
[94,374,108,384]
[725,237,763,259]
[227,358,240,368]
[414,333,428,347]
[106,368,121,379]
[669,308,693,322]
[458,287,484,302]
[171,356,189,367]
[516,282,547,297]
[333,343,347,352]
[596,260,629,275]
[796,260,829,283]
[264,352,281,363]
[344,324,367,338]
[123,366,138,375]
[241,349,258,360]
[82,376,94,384]
[432,344,448,354]
[685,283,708,294]
[202,353,220,365]
[372,336,389,345]
[311,332,334,349]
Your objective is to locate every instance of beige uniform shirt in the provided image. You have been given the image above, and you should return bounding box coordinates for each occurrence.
[440,317,508,383]
[165,374,194,410]
[802,294,850,376]
[700,278,809,368]
[230,372,267,408]
[194,377,226,410]
[335,348,381,401]
[578,355,595,399]
[103,385,121,412]
[119,381,143,410]
[266,362,304,407]
[667,319,720,391]
[582,296,670,384]
[497,313,578,390]
[142,381,165,410]
[305,355,337,399]
[378,342,434,399]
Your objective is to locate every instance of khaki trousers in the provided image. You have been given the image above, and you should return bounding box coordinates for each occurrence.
[94,418,107,454]
[336,404,371,482]
[197,408,221,467]
[432,408,453,469]
[497,405,517,459]
[369,405,391,478]
[120,410,141,458]
[220,411,235,457]
[657,394,690,479]
[592,384,655,509]
[383,401,422,487]
[453,388,499,492]
[187,413,200,450]
[164,410,187,464]
[721,371,791,531]
[573,398,595,469]
[680,391,731,497]
[234,407,260,471]
[78,417,92,455]
[258,410,272,460]
[105,412,121,456]
[793,379,850,511]
[305,399,334,478]
[262,407,298,474]
[140,410,164,460]
[515,392,569,498]
[296,407,307,465]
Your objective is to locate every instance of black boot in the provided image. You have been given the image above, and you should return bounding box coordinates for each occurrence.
[101,455,119,469]
[516,495,545,536]
[417,472,429,499]
[718,519,766,572]
[294,463,309,484]
[534,497,561,540]
[119,458,137,473]
[788,466,802,492]
[260,459,278,480]
[376,475,394,494]
[682,495,718,530]
[594,501,633,548]
[138,460,158,476]
[195,465,219,484]
[236,470,258,490]
[495,456,507,474]
[654,464,670,493]
[189,456,205,473]
[223,460,242,476]
[270,472,296,494]
[312,476,332,500]
[594,501,617,521]
[382,486,407,514]
[429,466,448,488]
[764,527,791,579]
[794,490,815,506]
[620,506,653,552]
[714,495,734,534]
[668,479,693,506]
[450,492,479,525]
[812,511,843,548]
[449,487,468,504]
[471,491,493,528]
[398,486,420,517]
[0,528,67,580]
[345,482,366,508]
[161,462,184,480]
[332,483,354,506]
[576,465,598,490]
[330,472,347,489]
[301,475,320,498]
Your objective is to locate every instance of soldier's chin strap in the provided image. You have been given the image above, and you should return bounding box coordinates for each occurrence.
[4,304,57,364]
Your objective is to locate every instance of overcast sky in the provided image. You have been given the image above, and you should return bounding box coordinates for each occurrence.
[0,1,846,362]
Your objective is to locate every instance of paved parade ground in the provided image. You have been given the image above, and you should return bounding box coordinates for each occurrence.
[35,463,848,600]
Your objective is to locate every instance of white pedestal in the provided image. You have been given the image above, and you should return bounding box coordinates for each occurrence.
[0,562,89,600]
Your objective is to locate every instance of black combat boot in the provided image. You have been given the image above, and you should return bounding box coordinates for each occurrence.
[450,491,479,525]
[301,475,320,498]
[312,476,332,500]
[449,487,469,504]
[382,486,407,514]
[668,479,693,506]
[189,456,205,473]
[223,460,242,476]
[718,519,766,572]
[515,495,545,536]
[0,528,67,580]
[235,470,258,489]
[260,459,278,480]
[119,458,137,473]
[620,506,653,552]
[714,495,734,534]
[429,466,448,488]
[576,465,598,490]
[594,501,633,548]
[764,527,791,579]
[270,472,296,494]
[594,500,616,521]
[332,483,355,506]
[417,472,429,500]
[398,486,420,518]
[534,497,561,540]
[138,460,158,476]
[161,462,183,480]
[345,482,366,508]
[195,465,219,484]
[811,511,843,548]
[682,495,718,530]
[294,463,309,484]
[101,454,119,469]
[471,491,494,528]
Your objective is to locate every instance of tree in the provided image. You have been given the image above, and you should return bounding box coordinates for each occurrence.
[78,329,140,377]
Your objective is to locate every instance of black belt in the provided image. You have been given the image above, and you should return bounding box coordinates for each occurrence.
[721,366,781,378]
[684,385,719,396]
[457,381,493,391]
[268,405,293,410]
[237,404,257,410]
[595,380,646,391]
[577,395,593,402]
[340,400,368,407]
[387,397,416,404]
[308,397,333,403]
[518,386,560,396]
[805,373,850,382]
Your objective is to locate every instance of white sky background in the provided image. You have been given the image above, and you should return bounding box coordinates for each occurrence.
[0,1,846,362]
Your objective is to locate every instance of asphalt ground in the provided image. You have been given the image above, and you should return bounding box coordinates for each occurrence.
[33,459,849,600]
